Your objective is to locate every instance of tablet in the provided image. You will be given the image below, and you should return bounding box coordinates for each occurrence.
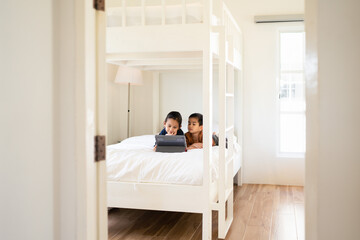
[155,135,186,153]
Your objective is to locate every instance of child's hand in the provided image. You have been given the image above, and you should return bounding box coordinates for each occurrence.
[153,145,157,151]
[187,143,203,150]
[166,132,176,136]
[192,143,203,149]
[186,145,195,150]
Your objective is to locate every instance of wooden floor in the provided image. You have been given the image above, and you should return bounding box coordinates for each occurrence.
[108,184,304,240]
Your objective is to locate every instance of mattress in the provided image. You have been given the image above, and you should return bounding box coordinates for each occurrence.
[107,135,241,186]
[107,3,203,27]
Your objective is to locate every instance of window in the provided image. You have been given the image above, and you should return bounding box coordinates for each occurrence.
[279,31,306,155]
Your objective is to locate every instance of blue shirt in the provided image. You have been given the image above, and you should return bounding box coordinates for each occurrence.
[159,128,184,135]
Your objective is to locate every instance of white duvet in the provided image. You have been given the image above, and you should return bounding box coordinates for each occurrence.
[107,135,241,186]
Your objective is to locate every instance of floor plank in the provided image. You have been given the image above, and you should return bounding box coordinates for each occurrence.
[294,203,305,240]
[164,213,202,240]
[225,199,254,239]
[108,184,304,240]
[292,186,304,204]
[247,190,274,230]
[274,185,294,214]
[150,211,184,238]
[270,213,297,240]
[243,225,270,240]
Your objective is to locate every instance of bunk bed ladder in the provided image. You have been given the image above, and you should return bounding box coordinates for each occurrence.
[217,24,235,239]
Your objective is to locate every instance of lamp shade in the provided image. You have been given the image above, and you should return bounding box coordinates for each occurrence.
[114,66,143,85]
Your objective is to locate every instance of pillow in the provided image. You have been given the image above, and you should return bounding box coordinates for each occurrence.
[120,135,155,146]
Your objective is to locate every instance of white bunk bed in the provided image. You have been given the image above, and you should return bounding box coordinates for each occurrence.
[105,0,243,239]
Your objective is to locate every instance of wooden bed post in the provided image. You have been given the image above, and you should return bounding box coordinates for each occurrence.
[236,63,244,187]
[218,25,228,239]
[202,0,213,239]
[152,72,160,134]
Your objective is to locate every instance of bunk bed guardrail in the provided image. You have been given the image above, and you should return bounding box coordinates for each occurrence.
[106,0,242,69]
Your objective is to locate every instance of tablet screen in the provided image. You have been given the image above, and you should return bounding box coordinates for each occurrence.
[155,135,186,146]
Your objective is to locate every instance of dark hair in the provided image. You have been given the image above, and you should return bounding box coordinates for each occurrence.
[188,113,203,126]
[164,111,182,127]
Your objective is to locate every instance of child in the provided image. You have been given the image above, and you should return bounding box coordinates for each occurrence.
[154,111,184,151]
[185,113,216,150]
[159,111,184,136]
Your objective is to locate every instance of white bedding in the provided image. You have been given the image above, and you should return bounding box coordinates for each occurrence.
[107,3,203,27]
[107,135,241,186]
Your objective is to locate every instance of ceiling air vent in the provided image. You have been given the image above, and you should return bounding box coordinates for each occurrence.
[254,14,304,23]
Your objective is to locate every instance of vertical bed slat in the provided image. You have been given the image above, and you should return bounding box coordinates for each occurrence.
[141,0,146,26]
[162,0,166,25]
[152,72,160,134]
[228,35,234,67]
[122,0,126,27]
[226,61,235,232]
[218,25,227,239]
[182,0,186,24]
[202,1,212,239]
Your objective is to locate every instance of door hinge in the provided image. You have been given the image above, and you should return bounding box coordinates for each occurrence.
[95,135,106,162]
[94,0,105,11]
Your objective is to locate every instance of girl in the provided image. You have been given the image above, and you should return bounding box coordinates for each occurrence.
[154,111,184,151]
[159,111,184,136]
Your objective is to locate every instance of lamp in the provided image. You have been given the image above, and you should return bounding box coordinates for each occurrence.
[114,65,143,139]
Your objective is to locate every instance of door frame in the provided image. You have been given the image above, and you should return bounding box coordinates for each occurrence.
[95,7,108,240]
[54,0,107,239]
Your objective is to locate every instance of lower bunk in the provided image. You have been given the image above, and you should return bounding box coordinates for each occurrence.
[107,135,242,239]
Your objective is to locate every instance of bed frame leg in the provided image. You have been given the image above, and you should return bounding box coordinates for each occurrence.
[218,190,234,239]
[218,202,226,238]
[202,210,212,240]
[235,167,243,186]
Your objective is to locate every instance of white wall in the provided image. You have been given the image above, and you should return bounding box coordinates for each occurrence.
[224,0,305,185]
[107,65,155,144]
[107,64,129,144]
[132,71,156,136]
[108,70,213,139]
[159,70,241,135]
[159,71,203,131]
[0,1,54,239]
[306,0,360,239]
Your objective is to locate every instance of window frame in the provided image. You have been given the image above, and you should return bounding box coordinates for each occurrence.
[276,27,306,158]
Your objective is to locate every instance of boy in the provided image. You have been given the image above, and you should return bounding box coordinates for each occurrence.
[185,113,216,150]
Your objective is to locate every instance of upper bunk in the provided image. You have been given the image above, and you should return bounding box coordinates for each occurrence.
[106,0,243,70]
